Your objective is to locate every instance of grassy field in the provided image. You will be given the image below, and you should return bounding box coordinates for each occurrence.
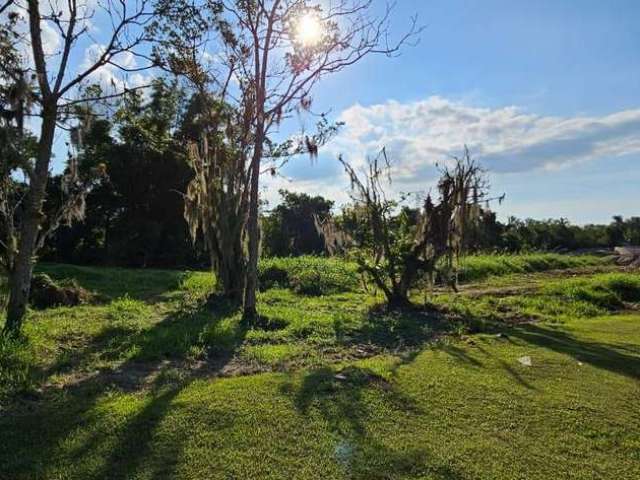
[1,254,639,479]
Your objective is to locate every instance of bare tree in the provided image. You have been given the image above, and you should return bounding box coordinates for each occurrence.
[1,0,157,335]
[155,0,421,321]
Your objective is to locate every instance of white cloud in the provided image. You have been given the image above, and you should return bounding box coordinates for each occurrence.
[327,96,640,183]
[40,22,61,55]
[79,44,149,92]
[266,96,640,209]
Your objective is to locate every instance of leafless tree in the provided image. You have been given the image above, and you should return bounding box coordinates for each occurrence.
[1,0,157,335]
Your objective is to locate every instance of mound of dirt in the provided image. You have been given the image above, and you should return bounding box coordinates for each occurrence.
[30,273,92,309]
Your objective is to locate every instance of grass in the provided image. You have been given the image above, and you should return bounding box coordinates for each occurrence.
[259,255,361,294]
[433,272,640,326]
[457,252,611,283]
[0,254,639,479]
[1,315,638,479]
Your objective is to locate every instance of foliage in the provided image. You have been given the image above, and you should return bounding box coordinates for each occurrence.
[332,148,495,307]
[44,80,203,268]
[499,215,640,251]
[259,256,359,295]
[262,190,334,257]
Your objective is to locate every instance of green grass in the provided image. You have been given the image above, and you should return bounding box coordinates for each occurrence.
[0,257,639,479]
[37,263,186,301]
[1,314,638,479]
[433,272,640,326]
[457,252,611,283]
[259,256,361,294]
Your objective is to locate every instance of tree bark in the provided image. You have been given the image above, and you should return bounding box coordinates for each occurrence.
[243,131,264,322]
[4,102,57,335]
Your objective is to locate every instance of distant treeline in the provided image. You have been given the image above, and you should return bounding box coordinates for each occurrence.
[35,82,638,268]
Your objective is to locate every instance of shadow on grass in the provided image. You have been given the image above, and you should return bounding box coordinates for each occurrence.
[0,296,247,480]
[354,301,638,389]
[472,343,537,390]
[281,364,464,479]
[508,323,640,380]
[347,303,453,350]
[37,263,187,302]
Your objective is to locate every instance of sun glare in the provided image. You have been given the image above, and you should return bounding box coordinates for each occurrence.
[295,13,323,47]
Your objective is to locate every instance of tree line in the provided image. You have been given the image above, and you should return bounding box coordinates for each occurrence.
[36,84,638,268]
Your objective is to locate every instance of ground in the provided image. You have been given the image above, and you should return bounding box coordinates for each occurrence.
[1,254,639,479]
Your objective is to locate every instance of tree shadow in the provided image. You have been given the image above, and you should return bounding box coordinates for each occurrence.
[347,303,453,350]
[434,343,484,368]
[507,323,640,380]
[0,296,247,479]
[473,343,537,390]
[37,263,187,303]
[43,295,239,385]
[280,364,465,479]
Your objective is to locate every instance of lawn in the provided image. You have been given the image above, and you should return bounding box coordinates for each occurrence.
[1,255,638,479]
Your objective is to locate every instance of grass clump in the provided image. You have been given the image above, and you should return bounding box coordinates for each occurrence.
[179,271,215,303]
[0,335,36,399]
[259,256,359,295]
[242,343,306,367]
[107,295,150,332]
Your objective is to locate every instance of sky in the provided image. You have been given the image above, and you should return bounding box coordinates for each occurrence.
[266,0,640,224]
[32,0,640,225]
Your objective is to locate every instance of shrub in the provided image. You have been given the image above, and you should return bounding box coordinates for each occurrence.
[258,256,359,295]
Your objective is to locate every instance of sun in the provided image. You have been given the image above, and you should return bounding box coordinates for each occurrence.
[295,12,323,47]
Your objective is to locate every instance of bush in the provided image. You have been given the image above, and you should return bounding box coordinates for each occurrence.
[258,256,359,295]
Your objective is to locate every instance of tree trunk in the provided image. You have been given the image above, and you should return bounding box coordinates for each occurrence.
[3,102,57,335]
[387,290,412,310]
[213,241,246,304]
[243,132,264,322]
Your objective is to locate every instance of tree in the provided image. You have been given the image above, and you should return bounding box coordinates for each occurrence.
[183,96,251,302]
[327,147,496,308]
[263,189,333,257]
[1,0,158,335]
[154,0,421,320]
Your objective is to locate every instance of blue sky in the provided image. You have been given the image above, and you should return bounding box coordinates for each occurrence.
[268,0,640,224]
[34,0,639,224]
